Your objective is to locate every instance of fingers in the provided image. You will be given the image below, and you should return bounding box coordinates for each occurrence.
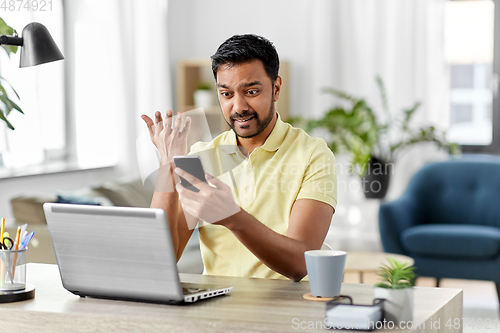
[181,116,191,136]
[155,111,162,122]
[173,112,183,132]
[154,111,164,140]
[176,182,197,200]
[149,110,188,132]
[205,173,226,189]
[141,114,153,126]
[174,168,210,191]
[141,115,155,138]
[146,110,190,146]
[165,109,173,131]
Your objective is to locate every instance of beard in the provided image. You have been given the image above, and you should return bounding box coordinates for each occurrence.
[226,96,276,139]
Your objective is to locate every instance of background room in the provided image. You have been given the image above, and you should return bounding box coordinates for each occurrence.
[0,0,498,330]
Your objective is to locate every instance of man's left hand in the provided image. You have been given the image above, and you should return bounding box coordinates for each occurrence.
[174,168,241,225]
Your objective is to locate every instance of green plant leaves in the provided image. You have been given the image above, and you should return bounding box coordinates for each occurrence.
[0,84,22,115]
[0,109,14,130]
[314,86,381,176]
[402,102,420,131]
[0,82,23,129]
[289,76,460,177]
[0,18,23,130]
[375,257,416,289]
[0,18,18,56]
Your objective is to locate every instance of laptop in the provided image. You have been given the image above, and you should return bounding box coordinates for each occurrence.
[43,203,232,304]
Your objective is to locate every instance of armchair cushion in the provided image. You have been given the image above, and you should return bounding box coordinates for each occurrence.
[401,224,500,260]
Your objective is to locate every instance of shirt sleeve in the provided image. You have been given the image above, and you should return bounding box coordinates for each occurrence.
[296,139,337,209]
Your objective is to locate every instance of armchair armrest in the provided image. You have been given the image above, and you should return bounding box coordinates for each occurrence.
[379,195,421,254]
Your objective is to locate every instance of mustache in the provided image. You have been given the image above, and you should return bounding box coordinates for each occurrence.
[230,111,258,121]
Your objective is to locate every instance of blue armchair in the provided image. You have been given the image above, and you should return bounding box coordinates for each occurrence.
[379,158,500,298]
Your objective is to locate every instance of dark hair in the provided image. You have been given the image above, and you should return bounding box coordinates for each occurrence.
[211,34,280,82]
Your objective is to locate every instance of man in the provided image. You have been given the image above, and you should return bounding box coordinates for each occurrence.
[141,34,336,282]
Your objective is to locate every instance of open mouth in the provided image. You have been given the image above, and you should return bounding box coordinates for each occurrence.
[234,115,255,125]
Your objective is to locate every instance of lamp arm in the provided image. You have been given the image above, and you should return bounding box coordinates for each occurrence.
[0,35,23,46]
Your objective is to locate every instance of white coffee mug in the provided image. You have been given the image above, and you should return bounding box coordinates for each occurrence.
[305,250,346,298]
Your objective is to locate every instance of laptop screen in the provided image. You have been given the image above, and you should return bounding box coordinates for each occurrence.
[44,203,184,302]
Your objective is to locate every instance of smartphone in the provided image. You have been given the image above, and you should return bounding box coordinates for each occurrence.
[173,156,207,192]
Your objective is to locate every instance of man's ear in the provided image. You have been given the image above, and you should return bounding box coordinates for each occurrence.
[273,76,282,102]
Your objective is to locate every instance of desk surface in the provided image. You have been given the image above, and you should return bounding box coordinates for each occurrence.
[1,264,462,333]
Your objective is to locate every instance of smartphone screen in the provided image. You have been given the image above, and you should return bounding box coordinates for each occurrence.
[173,156,207,192]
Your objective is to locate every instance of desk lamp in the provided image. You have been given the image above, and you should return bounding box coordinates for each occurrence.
[0,22,64,67]
[0,22,62,303]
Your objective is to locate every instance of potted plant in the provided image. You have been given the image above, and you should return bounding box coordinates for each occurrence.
[374,257,416,324]
[288,76,460,199]
[0,17,24,130]
[193,82,214,108]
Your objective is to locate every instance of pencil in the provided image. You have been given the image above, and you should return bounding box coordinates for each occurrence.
[0,218,4,287]
[1,218,4,246]
[11,227,21,280]
[14,227,20,251]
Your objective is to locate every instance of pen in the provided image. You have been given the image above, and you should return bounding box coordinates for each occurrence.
[20,231,34,250]
[20,231,27,245]
[19,224,27,245]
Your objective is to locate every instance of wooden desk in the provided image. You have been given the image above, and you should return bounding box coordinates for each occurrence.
[1,264,462,332]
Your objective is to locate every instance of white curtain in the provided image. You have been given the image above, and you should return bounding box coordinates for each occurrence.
[67,0,172,176]
[309,0,448,127]
[313,0,450,249]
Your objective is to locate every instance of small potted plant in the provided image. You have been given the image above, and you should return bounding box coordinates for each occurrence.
[374,257,416,324]
[193,82,214,108]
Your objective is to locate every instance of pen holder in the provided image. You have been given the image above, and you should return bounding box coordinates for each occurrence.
[0,249,27,291]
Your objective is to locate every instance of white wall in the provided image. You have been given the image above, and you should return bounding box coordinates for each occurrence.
[168,0,323,118]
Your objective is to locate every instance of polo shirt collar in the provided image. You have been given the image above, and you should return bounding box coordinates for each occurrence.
[260,112,287,152]
[219,112,287,155]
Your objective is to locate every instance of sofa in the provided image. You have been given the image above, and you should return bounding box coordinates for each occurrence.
[379,157,500,299]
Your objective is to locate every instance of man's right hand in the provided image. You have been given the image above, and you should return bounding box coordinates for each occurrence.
[141,110,191,166]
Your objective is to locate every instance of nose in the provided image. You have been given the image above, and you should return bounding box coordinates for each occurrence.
[232,92,249,114]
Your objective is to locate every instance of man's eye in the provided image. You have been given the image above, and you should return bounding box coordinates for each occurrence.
[220,91,231,97]
[247,90,259,95]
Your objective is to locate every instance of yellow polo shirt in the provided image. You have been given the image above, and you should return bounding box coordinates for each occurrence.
[188,114,337,279]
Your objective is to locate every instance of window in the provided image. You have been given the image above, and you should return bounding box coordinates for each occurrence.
[0,1,65,171]
[445,0,500,153]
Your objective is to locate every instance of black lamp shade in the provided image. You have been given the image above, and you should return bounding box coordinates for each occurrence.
[20,22,64,68]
